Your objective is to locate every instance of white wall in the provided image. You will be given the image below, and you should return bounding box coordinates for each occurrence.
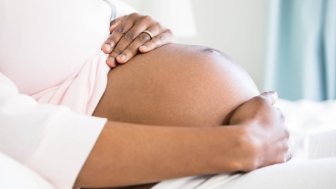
[121,0,267,89]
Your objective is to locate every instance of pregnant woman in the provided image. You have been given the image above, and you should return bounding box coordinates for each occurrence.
[0,0,299,189]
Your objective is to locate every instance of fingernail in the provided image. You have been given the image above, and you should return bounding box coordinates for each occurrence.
[262,91,278,105]
[140,45,148,51]
[106,57,116,67]
[103,44,112,53]
[117,54,127,63]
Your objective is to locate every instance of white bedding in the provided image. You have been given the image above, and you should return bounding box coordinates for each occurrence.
[152,99,336,189]
[0,153,54,189]
[277,99,336,160]
[277,99,336,135]
[1,99,336,188]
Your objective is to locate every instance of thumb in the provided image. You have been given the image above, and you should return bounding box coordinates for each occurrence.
[260,91,278,105]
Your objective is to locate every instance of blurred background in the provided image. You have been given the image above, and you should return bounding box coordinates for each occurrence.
[122,0,335,101]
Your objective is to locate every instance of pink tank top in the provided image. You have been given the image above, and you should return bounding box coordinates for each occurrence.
[0,0,112,114]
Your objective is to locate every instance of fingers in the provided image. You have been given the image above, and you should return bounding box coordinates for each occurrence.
[260,91,278,105]
[113,15,155,54]
[101,16,125,54]
[268,141,290,166]
[104,14,156,66]
[102,42,114,55]
[241,91,290,168]
[115,31,152,63]
[139,29,173,53]
[282,133,292,163]
[109,16,124,31]
[272,113,290,165]
[106,28,152,66]
[276,134,291,164]
[102,13,174,68]
[106,51,119,68]
[102,14,134,55]
[113,23,161,63]
[116,25,170,63]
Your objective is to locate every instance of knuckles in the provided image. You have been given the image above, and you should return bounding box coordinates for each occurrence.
[140,15,152,23]
[116,26,126,34]
[129,12,140,18]
[165,29,173,35]
[105,13,173,65]
[123,32,135,41]
[153,21,160,27]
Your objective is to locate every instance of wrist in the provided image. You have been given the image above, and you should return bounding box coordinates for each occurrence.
[217,122,263,173]
[206,126,251,173]
[237,121,263,171]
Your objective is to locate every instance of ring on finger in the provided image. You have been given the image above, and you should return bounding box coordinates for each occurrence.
[141,30,154,40]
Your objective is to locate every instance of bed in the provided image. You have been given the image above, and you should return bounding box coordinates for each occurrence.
[0,152,54,188]
[2,0,335,187]
[1,99,336,188]
[152,99,336,189]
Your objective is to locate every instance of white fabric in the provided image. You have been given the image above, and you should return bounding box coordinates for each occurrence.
[0,0,136,188]
[0,0,136,115]
[153,158,336,189]
[0,0,111,95]
[4,0,334,188]
[0,152,54,189]
[104,0,137,19]
[30,51,111,115]
[152,99,336,189]
[0,0,135,95]
[0,73,106,189]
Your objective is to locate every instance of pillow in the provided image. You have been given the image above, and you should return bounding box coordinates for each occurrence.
[0,152,54,189]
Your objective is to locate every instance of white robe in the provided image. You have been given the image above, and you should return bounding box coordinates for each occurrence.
[0,0,134,188]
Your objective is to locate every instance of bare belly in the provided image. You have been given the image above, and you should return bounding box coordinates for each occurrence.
[92,44,259,189]
[93,43,259,127]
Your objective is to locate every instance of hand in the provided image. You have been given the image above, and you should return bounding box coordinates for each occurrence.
[228,91,290,171]
[101,13,173,68]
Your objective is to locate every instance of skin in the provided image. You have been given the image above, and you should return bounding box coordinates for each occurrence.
[102,13,173,68]
[74,44,289,188]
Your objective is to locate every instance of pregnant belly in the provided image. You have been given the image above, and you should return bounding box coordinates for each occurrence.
[0,0,111,94]
[94,44,259,126]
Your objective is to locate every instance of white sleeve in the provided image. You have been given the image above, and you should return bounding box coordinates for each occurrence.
[0,73,107,189]
[103,0,137,20]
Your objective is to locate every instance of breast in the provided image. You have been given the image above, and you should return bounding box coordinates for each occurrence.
[0,0,111,94]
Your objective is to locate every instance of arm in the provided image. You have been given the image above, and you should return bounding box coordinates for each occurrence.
[75,92,289,188]
[0,73,106,189]
[76,122,245,188]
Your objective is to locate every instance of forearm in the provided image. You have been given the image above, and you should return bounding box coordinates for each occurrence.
[75,121,247,188]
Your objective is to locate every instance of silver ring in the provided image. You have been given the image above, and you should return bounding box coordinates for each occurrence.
[141,30,154,40]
